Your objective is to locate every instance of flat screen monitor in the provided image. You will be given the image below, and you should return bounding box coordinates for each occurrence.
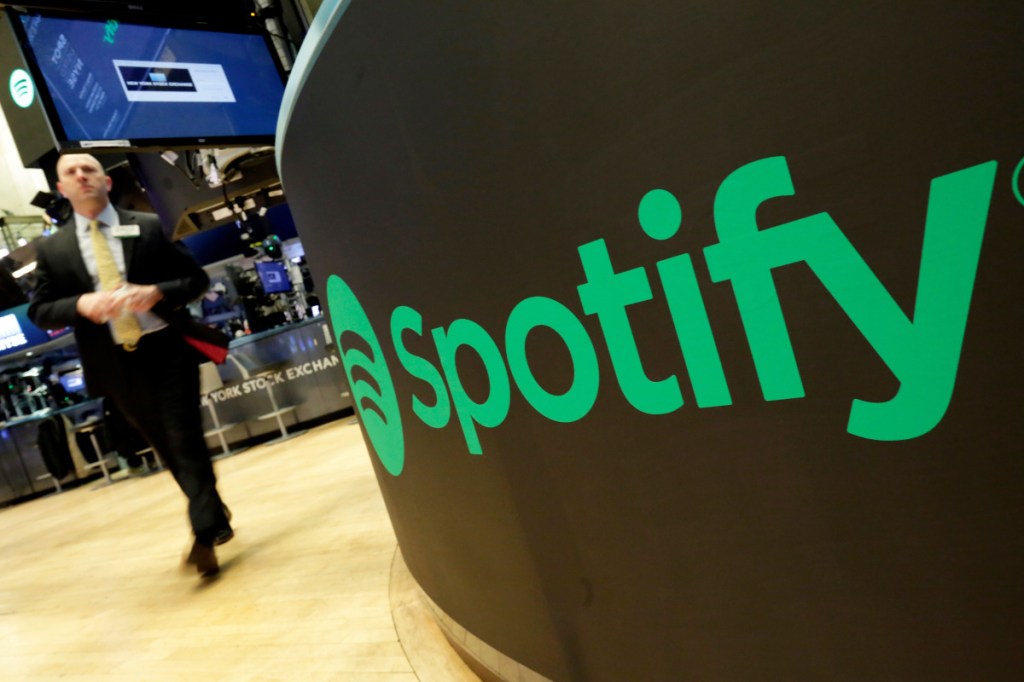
[8,8,287,151]
[0,302,72,359]
[58,368,86,393]
[255,261,291,294]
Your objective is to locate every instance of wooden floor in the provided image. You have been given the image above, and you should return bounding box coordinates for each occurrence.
[0,418,478,681]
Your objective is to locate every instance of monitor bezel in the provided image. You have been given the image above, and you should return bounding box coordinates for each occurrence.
[6,6,288,153]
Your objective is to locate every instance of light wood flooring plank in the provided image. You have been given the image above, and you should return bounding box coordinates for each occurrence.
[0,419,448,681]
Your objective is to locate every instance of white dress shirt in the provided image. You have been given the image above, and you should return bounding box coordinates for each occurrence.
[73,205,167,335]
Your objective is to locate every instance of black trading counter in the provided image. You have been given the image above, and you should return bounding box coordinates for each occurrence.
[278,3,1022,681]
[198,315,352,451]
[0,317,351,506]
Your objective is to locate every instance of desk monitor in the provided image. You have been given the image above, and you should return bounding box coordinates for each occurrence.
[255,261,291,294]
[58,368,86,393]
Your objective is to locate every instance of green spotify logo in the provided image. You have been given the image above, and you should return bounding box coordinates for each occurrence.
[330,155,999,475]
[9,68,34,108]
[327,275,404,475]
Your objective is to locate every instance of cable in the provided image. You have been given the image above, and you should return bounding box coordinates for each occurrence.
[221,182,232,216]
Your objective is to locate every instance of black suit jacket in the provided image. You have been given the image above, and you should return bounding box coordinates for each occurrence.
[28,208,210,397]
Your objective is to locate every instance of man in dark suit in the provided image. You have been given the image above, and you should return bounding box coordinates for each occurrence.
[29,153,233,577]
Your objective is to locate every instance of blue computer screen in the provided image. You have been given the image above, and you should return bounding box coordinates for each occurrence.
[16,12,285,145]
[58,369,86,393]
[0,303,72,359]
[255,261,291,294]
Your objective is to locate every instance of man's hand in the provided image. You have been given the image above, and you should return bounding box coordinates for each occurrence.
[76,292,123,324]
[119,283,164,313]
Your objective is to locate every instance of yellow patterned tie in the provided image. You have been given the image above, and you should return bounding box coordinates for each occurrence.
[89,219,142,351]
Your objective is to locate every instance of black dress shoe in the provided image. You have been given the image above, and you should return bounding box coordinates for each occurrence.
[184,540,219,577]
[215,504,234,545]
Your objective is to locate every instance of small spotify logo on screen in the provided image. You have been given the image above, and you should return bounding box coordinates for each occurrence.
[9,69,34,108]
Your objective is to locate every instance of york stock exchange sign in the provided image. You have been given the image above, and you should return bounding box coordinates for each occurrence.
[201,354,342,406]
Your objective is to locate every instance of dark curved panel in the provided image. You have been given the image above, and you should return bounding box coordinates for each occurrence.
[280,2,1024,680]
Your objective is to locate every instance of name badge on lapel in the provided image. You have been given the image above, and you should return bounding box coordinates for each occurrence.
[112,224,141,238]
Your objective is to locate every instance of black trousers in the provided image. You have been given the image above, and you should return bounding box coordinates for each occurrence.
[107,328,230,545]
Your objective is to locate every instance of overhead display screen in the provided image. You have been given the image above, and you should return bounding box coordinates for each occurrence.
[0,303,71,358]
[12,11,286,150]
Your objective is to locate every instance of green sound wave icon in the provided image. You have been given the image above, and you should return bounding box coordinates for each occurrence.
[9,69,34,108]
[327,275,405,475]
